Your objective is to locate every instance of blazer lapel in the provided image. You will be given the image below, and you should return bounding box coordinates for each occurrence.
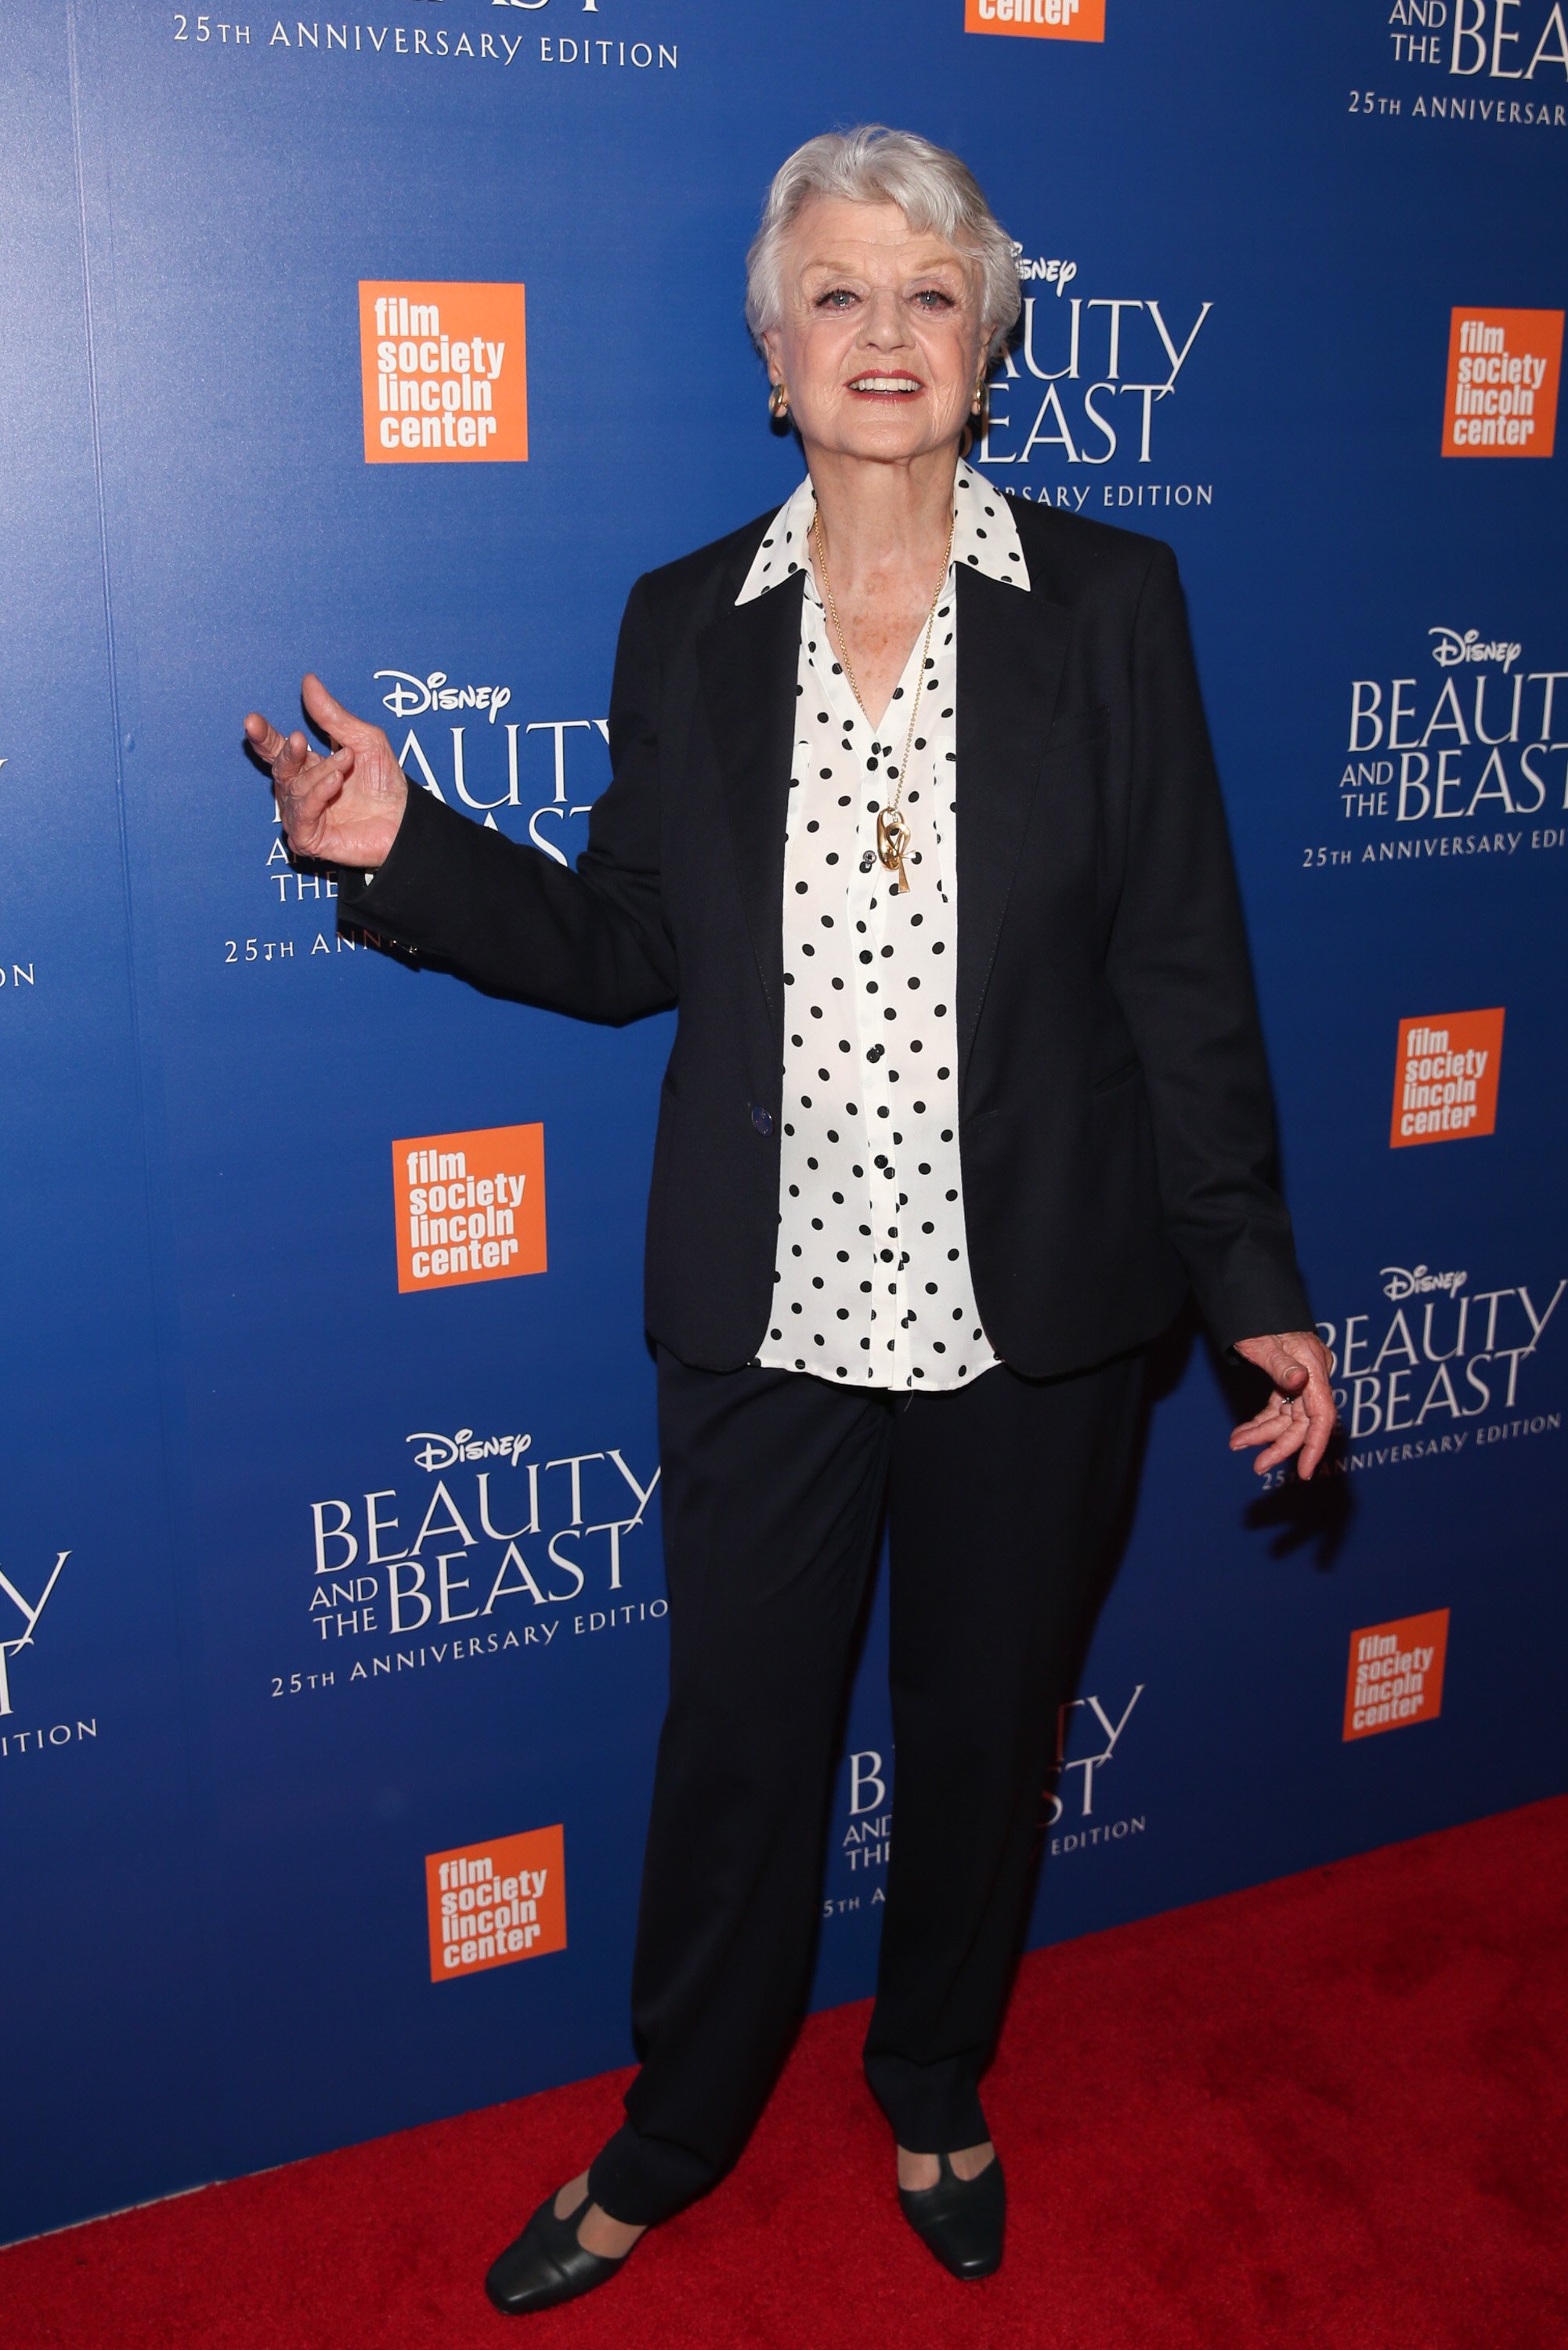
[954,564,1074,1084]
[696,569,805,1043]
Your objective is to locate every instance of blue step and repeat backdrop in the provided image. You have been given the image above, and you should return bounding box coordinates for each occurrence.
[2,0,1563,2247]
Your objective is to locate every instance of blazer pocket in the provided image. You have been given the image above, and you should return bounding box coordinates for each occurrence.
[1044,704,1111,756]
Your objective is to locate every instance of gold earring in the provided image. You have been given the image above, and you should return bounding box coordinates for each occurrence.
[971,378,987,415]
[768,381,789,421]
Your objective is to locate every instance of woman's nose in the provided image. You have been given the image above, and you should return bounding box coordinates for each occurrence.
[858,289,912,349]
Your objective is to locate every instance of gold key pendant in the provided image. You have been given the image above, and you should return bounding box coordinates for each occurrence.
[876,808,912,895]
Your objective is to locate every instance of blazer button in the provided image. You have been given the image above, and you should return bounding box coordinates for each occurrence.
[750,1104,774,1137]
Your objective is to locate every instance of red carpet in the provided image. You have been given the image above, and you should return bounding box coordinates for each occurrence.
[8,1799,1566,2349]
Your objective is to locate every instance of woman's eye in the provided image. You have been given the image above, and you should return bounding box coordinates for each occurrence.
[912,289,956,310]
[816,288,858,309]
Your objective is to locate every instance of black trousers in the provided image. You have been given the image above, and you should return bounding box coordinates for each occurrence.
[586,1344,1145,2228]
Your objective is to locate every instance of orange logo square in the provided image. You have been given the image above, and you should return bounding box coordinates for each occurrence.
[1343,1611,1449,1741]
[359,281,528,464]
[965,0,1105,36]
[393,1123,547,1292]
[1442,308,1562,457]
[426,1826,565,1982]
[1389,1009,1503,1148]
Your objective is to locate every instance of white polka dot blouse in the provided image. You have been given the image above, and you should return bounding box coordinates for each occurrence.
[734,461,1031,1391]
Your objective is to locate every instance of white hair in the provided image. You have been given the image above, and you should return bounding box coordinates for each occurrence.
[745,126,1021,364]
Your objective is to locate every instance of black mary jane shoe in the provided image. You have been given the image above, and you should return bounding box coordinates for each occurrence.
[897,2149,1006,2280]
[484,2189,634,2316]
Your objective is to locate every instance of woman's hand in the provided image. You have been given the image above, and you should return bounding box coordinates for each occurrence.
[1230,1331,1338,1480]
[244,673,408,870]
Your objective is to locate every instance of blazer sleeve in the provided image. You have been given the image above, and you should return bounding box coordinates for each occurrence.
[336,572,677,1025]
[1104,543,1313,1349]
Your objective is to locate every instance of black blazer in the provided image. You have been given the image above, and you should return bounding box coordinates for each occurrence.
[342,491,1311,1376]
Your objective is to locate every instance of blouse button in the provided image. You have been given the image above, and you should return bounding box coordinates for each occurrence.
[750,1105,775,1137]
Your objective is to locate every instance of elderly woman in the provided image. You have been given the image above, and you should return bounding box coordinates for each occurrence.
[246,128,1334,2310]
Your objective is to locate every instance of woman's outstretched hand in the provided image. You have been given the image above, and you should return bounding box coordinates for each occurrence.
[244,674,408,871]
[1230,1331,1338,1480]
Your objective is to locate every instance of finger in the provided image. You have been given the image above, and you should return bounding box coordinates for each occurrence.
[1252,1392,1313,1468]
[277,747,353,842]
[1249,1382,1336,1478]
[287,744,353,810]
[1253,1424,1309,1473]
[302,671,374,747]
[246,706,317,783]
[1296,1422,1330,1480]
[1230,1408,1292,1450]
[1295,1372,1339,1481]
[273,731,316,786]
[1242,1340,1304,1391]
[1230,1386,1305,1439]
[244,712,295,766]
[1230,1409,1300,1458]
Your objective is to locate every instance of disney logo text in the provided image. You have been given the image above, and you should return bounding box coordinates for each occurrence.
[1429,627,1522,671]
[376,669,512,722]
[1010,246,1078,294]
[406,1427,532,1473]
[1381,1264,1469,1301]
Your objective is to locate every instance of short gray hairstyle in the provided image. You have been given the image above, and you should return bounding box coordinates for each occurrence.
[745,126,1021,363]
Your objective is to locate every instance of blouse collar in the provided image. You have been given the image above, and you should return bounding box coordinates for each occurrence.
[734,458,1030,607]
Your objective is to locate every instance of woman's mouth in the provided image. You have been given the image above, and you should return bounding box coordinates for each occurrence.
[845,374,923,399]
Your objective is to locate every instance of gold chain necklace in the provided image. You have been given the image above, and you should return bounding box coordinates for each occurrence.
[810,507,955,895]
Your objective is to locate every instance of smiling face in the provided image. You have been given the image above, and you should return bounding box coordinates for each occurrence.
[760,196,993,468]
